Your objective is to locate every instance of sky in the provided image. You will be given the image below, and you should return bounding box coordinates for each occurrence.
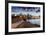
[11,6,40,16]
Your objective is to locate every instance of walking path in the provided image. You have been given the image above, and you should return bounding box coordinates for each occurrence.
[12,20,24,28]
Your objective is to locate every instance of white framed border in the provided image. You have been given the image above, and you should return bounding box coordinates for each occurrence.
[8,3,43,32]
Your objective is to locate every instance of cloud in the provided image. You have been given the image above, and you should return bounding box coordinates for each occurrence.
[12,6,40,13]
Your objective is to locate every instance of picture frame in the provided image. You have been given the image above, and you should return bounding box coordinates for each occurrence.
[5,1,45,35]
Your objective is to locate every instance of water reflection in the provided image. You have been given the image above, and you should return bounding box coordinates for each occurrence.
[27,19,40,25]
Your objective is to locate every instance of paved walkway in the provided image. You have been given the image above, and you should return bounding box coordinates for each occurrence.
[12,20,24,28]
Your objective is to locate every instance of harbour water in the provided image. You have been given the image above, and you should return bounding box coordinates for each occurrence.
[27,19,40,25]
